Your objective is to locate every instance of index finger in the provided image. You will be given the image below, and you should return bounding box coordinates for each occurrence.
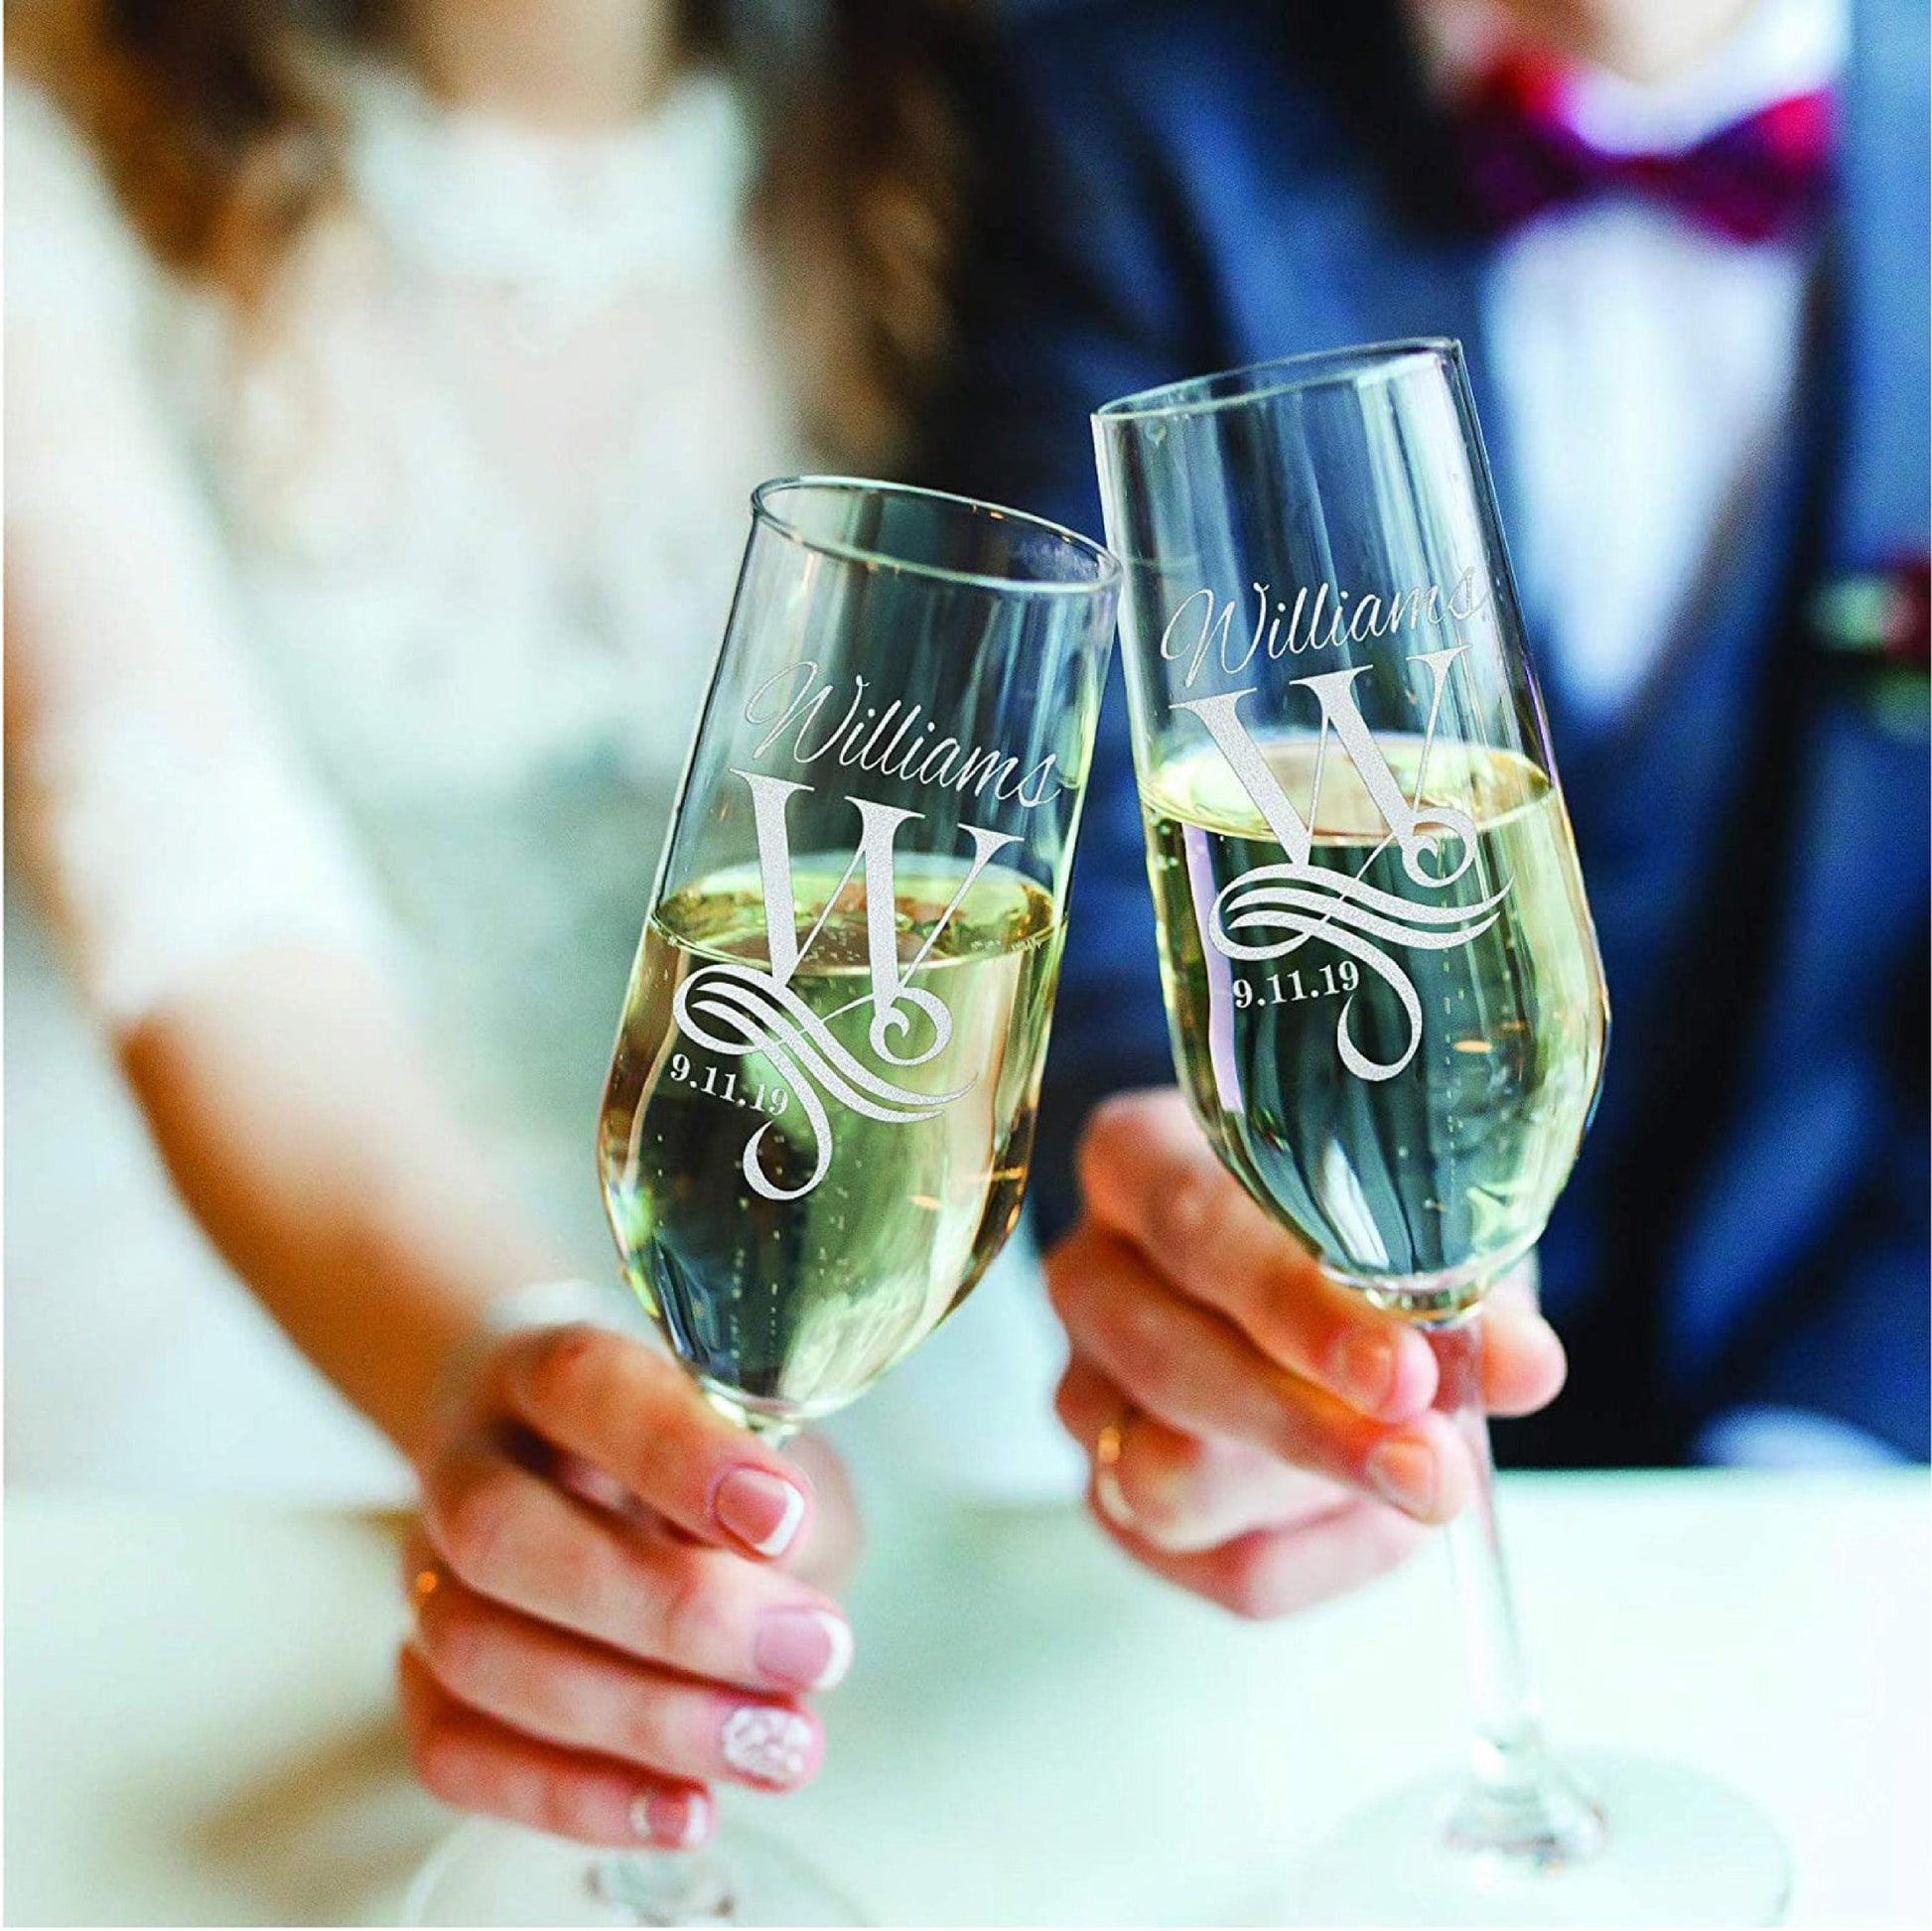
[1076,1088,1438,1420]
[494,1325,814,1561]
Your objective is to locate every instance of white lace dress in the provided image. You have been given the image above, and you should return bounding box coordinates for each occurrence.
[5,64,1078,1501]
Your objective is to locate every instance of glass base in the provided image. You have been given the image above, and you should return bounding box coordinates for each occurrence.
[403,1816,867,1926]
[1290,1748,1791,1927]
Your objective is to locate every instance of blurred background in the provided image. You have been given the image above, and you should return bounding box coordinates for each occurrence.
[7,0,1925,1496]
[3,1,1926,1925]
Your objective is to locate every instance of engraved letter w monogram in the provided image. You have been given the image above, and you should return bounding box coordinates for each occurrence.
[1174,648,1509,1082]
[671,772,1019,1199]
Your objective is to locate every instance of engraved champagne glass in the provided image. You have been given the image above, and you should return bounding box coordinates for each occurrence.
[1094,343,1790,1926]
[407,478,1118,1925]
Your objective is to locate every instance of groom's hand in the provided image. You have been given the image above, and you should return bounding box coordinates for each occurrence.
[1044,1088,1567,1616]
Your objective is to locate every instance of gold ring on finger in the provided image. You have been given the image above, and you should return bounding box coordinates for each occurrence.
[1094,1407,1138,1526]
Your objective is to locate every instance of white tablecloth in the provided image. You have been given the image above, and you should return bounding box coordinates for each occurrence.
[4,1471,1927,1925]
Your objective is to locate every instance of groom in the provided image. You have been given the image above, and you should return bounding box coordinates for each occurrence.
[922,0,1927,1588]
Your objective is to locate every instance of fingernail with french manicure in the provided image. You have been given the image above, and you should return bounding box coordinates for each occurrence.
[1366,1439,1439,1520]
[631,1787,711,1850]
[754,1607,852,1691]
[713,1466,807,1558]
[721,1707,816,1787]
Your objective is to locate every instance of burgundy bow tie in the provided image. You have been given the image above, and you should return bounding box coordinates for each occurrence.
[1456,56,1836,244]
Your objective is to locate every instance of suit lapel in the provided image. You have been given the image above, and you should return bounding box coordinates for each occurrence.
[1827,0,1931,572]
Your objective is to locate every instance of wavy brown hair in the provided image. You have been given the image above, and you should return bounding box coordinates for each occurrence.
[15,0,984,467]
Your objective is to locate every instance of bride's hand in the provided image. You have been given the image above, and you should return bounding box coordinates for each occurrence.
[1045,1089,1567,1616]
[398,1322,861,1849]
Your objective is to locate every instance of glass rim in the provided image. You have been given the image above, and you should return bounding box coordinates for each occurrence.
[1092,338,1462,426]
[750,475,1121,597]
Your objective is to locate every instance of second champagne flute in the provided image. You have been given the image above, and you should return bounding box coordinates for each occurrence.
[1094,342,1789,1926]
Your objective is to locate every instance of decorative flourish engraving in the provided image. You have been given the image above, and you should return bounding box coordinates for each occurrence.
[1209,862,1509,1080]
[1178,634,1514,1084]
[671,962,965,1202]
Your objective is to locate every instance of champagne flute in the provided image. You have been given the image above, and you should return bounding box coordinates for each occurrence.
[1094,342,1789,1926]
[408,478,1118,1926]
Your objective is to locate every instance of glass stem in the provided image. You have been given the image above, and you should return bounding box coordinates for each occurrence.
[1425,1309,1606,1868]
[593,1413,794,1925]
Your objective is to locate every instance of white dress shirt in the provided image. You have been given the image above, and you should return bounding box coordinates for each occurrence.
[1421,0,1848,717]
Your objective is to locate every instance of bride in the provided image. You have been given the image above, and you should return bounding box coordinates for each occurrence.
[6,0,1059,1849]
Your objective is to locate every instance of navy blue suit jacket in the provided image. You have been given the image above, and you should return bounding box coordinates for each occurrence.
[919,0,1930,1462]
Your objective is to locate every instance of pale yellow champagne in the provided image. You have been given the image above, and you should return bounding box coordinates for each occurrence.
[599,859,1060,1426]
[1143,737,1605,1303]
